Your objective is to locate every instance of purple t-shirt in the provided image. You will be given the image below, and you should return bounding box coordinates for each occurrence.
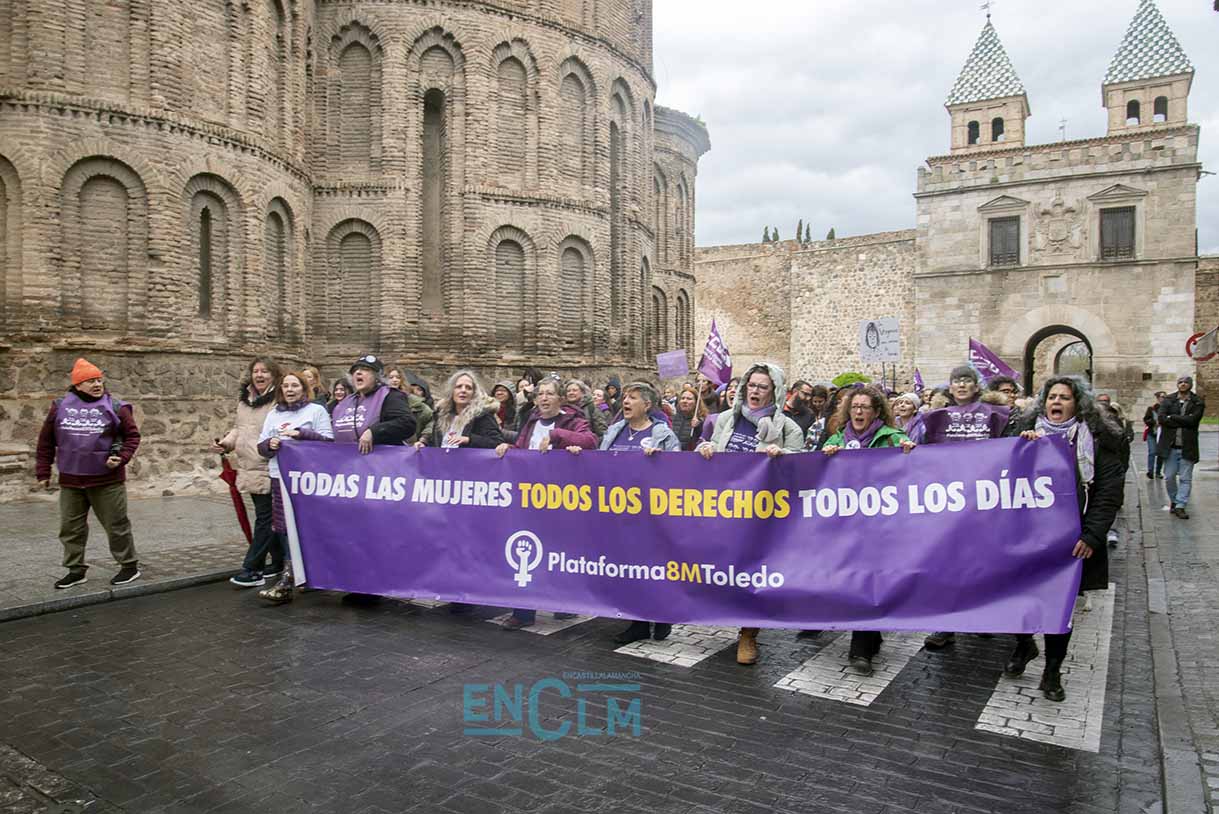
[724,414,760,452]
[608,424,652,451]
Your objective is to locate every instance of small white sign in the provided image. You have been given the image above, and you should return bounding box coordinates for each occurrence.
[859,318,900,363]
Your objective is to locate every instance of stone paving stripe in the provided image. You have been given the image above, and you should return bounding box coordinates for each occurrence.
[772,630,927,707]
[975,586,1115,753]
[485,611,593,635]
[613,624,739,667]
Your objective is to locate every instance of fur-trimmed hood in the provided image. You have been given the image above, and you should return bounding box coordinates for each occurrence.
[732,362,788,419]
[1005,402,1125,444]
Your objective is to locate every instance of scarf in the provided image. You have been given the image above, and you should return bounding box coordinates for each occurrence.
[276,397,311,413]
[740,403,783,445]
[1035,414,1095,487]
[844,418,883,449]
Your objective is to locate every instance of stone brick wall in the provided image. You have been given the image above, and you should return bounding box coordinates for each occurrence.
[0,0,708,501]
[693,242,794,375]
[789,231,917,386]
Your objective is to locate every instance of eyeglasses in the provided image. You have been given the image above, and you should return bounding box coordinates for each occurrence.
[746,382,772,392]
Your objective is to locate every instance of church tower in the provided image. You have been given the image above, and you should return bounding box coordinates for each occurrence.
[944,19,1029,154]
[1102,0,1193,134]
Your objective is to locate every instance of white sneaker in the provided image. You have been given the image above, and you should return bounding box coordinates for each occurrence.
[1162,504,1173,512]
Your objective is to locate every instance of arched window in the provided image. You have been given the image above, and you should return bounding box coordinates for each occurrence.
[991,117,1005,142]
[495,57,527,186]
[676,289,692,351]
[198,207,213,318]
[1126,99,1140,125]
[494,239,525,348]
[339,42,373,168]
[422,87,446,312]
[558,64,593,188]
[1154,96,1168,123]
[651,286,667,357]
[609,119,624,321]
[264,198,293,340]
[559,242,589,351]
[967,121,980,145]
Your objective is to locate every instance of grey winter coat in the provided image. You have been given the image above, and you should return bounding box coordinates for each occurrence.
[701,362,804,453]
[600,420,681,451]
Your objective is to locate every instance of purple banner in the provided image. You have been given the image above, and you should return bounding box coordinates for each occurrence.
[969,337,1021,383]
[914,368,924,391]
[656,350,690,381]
[697,319,733,386]
[278,436,1082,633]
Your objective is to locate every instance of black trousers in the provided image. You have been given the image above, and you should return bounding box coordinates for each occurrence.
[240,492,283,573]
[1016,631,1071,662]
[849,631,882,658]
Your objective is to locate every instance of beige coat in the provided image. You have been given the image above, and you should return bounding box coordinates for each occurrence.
[219,386,276,494]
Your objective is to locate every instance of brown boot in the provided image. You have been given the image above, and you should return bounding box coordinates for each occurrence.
[736,627,759,665]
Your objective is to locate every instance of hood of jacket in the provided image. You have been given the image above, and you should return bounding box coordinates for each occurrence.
[732,362,787,421]
[405,372,433,404]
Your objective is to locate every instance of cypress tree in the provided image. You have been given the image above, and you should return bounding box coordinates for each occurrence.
[826,227,836,241]
[762,226,770,242]
[796,219,803,244]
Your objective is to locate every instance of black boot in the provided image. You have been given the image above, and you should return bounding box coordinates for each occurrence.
[1004,637,1039,677]
[614,621,652,645]
[1039,659,1066,702]
[652,623,672,641]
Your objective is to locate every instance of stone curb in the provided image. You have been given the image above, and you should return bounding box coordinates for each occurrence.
[0,569,234,624]
[1136,472,1210,814]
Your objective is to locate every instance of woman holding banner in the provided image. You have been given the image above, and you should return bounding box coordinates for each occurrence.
[697,363,804,665]
[496,376,597,630]
[253,371,334,604]
[821,385,917,675]
[572,382,681,644]
[1002,376,1124,701]
[416,371,504,450]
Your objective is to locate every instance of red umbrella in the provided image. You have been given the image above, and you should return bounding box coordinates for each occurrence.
[219,456,253,546]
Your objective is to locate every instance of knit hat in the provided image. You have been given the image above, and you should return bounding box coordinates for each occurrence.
[70,358,103,386]
[349,354,384,375]
[949,365,979,385]
[895,392,921,409]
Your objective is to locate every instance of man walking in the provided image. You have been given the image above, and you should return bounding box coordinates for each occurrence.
[1143,391,1166,478]
[1157,375,1204,519]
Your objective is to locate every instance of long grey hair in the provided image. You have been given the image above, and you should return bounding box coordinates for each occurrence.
[435,370,492,437]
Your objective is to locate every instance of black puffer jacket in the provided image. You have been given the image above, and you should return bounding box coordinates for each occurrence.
[1156,391,1204,463]
[423,408,505,449]
[1004,410,1125,592]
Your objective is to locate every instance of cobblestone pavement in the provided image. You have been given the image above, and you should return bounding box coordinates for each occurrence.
[0,453,1207,813]
[0,495,248,620]
[1144,434,1219,812]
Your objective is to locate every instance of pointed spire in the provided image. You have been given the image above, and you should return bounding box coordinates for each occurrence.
[945,20,1027,107]
[1104,0,1193,85]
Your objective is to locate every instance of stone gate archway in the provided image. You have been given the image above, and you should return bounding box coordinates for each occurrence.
[1022,324,1093,396]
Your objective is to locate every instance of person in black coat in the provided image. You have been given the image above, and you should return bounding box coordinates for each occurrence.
[1002,375,1125,701]
[1156,375,1205,518]
[417,371,505,450]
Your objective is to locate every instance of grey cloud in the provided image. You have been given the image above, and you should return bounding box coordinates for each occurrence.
[654,0,1217,253]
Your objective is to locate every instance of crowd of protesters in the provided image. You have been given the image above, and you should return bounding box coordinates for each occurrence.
[34,351,1204,705]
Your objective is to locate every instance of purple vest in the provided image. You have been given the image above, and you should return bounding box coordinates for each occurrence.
[53,391,123,476]
[331,385,391,443]
[920,401,1010,444]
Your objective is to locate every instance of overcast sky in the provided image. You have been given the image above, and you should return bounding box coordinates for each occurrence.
[653,0,1218,253]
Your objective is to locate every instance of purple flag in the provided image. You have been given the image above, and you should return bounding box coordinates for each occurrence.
[279,437,1082,633]
[969,338,1020,383]
[697,319,732,386]
[656,350,690,381]
[913,368,924,391]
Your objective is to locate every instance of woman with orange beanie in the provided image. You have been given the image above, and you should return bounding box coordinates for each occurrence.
[35,358,142,589]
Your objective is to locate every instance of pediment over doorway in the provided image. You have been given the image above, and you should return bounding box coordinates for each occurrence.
[1087,184,1147,202]
[977,194,1031,212]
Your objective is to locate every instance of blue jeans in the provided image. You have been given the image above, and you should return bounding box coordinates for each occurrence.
[1147,442,1160,475]
[1163,448,1194,508]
